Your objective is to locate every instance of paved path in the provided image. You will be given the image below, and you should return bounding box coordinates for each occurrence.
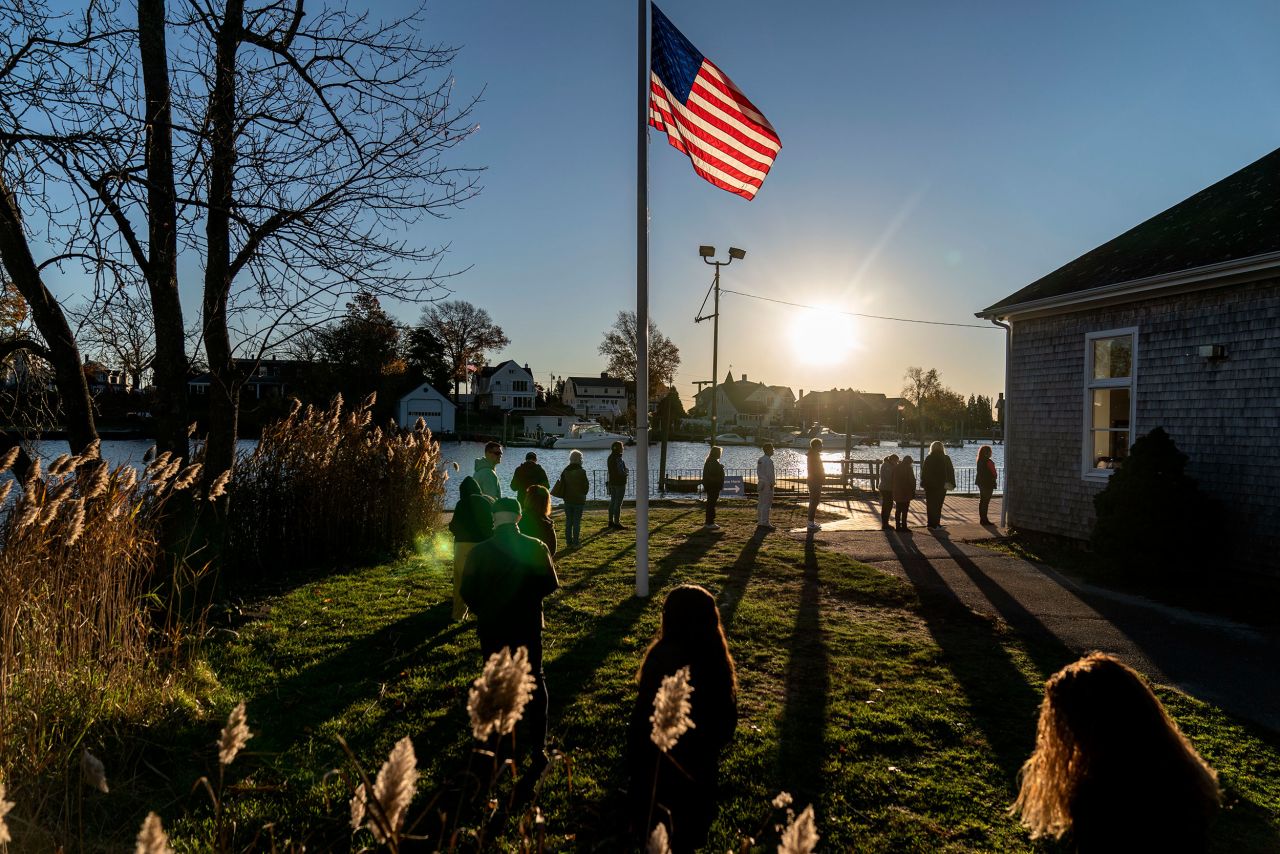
[791,499,1280,733]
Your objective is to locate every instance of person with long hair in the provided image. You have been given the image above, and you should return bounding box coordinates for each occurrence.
[806,437,824,532]
[518,484,557,555]
[1012,652,1221,852]
[976,444,998,525]
[878,453,899,530]
[920,440,955,530]
[892,455,916,531]
[702,445,725,530]
[628,585,738,852]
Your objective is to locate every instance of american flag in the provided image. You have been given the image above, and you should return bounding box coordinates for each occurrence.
[648,4,781,201]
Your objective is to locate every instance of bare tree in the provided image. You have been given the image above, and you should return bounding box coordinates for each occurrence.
[70,288,156,391]
[419,300,509,402]
[598,310,681,397]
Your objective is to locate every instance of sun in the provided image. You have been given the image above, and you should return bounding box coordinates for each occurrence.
[788,308,857,365]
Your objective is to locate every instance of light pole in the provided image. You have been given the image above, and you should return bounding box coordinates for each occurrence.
[695,245,745,446]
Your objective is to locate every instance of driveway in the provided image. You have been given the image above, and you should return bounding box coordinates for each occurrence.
[802,522,1280,733]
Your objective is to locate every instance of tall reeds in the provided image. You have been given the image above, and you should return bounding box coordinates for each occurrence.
[224,394,445,577]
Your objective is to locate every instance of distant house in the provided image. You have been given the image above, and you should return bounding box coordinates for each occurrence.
[523,406,578,438]
[83,360,131,395]
[187,358,302,400]
[473,360,536,412]
[977,146,1280,576]
[795,388,895,431]
[564,373,627,419]
[397,383,455,434]
[692,373,795,429]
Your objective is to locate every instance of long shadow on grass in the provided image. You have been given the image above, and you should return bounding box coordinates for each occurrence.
[715,527,765,630]
[886,532,1043,780]
[776,535,831,806]
[558,508,700,595]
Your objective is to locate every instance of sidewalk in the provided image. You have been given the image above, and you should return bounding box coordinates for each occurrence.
[792,501,1280,733]
[789,493,1005,537]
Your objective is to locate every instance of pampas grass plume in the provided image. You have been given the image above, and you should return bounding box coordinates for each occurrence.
[0,444,20,471]
[0,781,13,844]
[650,666,696,752]
[135,811,173,854]
[646,822,672,854]
[218,700,253,766]
[65,498,87,546]
[207,469,232,500]
[777,804,819,854]
[0,479,13,507]
[368,736,417,841]
[468,646,537,741]
[349,782,368,831]
[772,791,793,810]
[82,748,109,793]
[172,463,202,491]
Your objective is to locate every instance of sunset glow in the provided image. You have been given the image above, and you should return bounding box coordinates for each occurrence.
[788,309,857,365]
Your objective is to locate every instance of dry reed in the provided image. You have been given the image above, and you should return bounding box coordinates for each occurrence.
[224,394,445,575]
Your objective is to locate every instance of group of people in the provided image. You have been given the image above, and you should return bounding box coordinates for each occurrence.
[873,441,999,531]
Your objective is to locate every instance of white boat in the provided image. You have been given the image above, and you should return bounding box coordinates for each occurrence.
[710,433,756,446]
[550,421,631,450]
[784,428,848,449]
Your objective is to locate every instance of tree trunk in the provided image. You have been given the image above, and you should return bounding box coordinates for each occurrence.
[0,182,98,454]
[138,0,191,461]
[201,0,245,484]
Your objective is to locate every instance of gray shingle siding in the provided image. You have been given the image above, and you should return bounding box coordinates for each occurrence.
[1008,277,1280,576]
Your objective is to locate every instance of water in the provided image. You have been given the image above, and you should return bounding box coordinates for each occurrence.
[25,438,1005,507]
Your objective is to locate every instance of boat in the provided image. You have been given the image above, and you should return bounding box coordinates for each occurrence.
[709,432,756,446]
[550,421,631,450]
[783,427,848,449]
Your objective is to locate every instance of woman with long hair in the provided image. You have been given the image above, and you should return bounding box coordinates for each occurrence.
[892,455,916,531]
[628,584,738,852]
[976,444,998,525]
[1012,652,1221,852]
[518,484,557,555]
[920,440,955,529]
[806,437,824,532]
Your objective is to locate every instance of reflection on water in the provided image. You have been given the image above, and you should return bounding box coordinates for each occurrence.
[25,437,1004,507]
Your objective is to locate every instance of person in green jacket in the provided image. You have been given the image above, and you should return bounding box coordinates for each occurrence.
[554,450,591,548]
[473,441,503,499]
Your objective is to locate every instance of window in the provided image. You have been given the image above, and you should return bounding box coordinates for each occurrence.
[512,380,529,392]
[1083,328,1137,477]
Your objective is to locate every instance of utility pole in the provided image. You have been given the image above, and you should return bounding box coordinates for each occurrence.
[695,246,745,446]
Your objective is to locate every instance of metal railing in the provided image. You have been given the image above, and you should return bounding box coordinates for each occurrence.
[580,466,1004,500]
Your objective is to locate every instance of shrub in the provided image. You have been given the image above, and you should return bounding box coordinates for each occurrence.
[1091,427,1217,575]
[225,394,446,579]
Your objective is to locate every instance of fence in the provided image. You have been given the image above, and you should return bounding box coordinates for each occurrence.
[582,465,1004,500]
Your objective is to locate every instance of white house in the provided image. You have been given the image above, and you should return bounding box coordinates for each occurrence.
[564,373,627,419]
[692,373,796,428]
[397,384,456,434]
[523,410,578,437]
[473,360,536,412]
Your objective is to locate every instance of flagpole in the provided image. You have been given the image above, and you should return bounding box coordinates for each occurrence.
[635,0,650,598]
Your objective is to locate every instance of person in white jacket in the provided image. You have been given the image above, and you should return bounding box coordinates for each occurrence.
[756,443,776,531]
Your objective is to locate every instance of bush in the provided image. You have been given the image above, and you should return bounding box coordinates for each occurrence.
[225,394,446,579]
[1091,427,1218,575]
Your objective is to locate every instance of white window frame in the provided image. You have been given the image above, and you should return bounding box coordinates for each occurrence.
[1081,327,1138,480]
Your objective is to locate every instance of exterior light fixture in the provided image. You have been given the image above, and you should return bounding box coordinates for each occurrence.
[728,247,746,260]
[699,245,716,257]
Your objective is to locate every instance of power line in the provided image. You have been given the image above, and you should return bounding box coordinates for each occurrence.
[719,288,998,330]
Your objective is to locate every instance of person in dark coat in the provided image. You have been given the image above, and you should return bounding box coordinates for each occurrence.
[920,441,956,529]
[627,585,737,853]
[892,455,916,531]
[461,497,559,759]
[976,444,998,525]
[1011,652,1221,853]
[510,452,550,511]
[554,450,591,548]
[702,446,725,530]
[448,476,494,619]
[518,484,558,555]
[606,441,628,528]
[806,437,824,532]
[878,453,899,530]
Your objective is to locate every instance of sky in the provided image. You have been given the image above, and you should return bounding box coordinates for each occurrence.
[42,0,1280,408]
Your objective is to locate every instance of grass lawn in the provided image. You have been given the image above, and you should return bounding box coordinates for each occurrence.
[122,503,1280,851]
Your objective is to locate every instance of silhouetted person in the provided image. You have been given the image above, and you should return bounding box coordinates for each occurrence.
[976,444,998,525]
[1012,652,1221,853]
[756,443,776,530]
[628,585,737,853]
[510,451,549,511]
[702,445,725,530]
[920,440,955,529]
[447,476,493,620]
[607,441,628,528]
[518,484,558,555]
[553,450,590,548]
[878,453,899,530]
[806,437,824,531]
[893,455,916,530]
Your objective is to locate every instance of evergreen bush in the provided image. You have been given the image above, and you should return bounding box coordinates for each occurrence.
[1091,427,1217,575]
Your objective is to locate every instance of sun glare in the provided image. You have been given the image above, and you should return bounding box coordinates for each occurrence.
[788,308,857,365]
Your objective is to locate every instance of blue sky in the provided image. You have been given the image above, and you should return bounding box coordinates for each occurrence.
[396,0,1280,406]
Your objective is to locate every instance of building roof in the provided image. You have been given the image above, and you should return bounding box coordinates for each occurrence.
[981,146,1280,316]
[568,374,626,390]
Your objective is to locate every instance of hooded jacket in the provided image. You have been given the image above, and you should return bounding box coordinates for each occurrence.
[473,455,501,499]
[449,476,495,544]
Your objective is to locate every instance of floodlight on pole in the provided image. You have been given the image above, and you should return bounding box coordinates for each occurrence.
[694,246,745,446]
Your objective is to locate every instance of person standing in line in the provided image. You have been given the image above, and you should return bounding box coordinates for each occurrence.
[892,455,916,531]
[473,441,503,499]
[976,444,998,525]
[805,437,824,532]
[627,584,737,853]
[878,453,899,531]
[920,440,956,530]
[510,451,549,511]
[756,442,776,531]
[461,497,559,767]
[702,445,725,531]
[518,484,558,555]
[606,440,629,529]
[553,450,590,548]
[447,475,494,620]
